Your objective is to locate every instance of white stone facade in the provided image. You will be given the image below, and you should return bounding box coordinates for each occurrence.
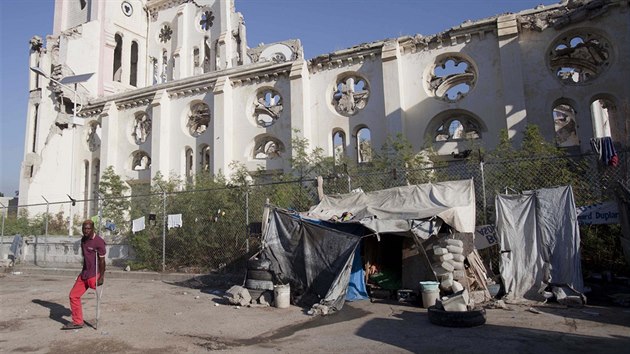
[20,0,630,221]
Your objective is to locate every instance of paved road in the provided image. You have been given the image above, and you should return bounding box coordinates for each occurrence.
[1,269,630,353]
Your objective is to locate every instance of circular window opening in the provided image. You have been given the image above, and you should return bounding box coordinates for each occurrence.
[188,102,211,137]
[548,32,611,84]
[254,89,283,127]
[427,56,476,102]
[332,74,369,116]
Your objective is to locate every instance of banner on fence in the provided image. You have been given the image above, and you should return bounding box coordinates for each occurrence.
[576,201,619,225]
[474,224,498,250]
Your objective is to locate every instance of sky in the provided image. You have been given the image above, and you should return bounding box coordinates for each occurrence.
[0,0,558,198]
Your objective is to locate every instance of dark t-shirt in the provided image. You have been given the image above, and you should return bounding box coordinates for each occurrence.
[80,235,106,280]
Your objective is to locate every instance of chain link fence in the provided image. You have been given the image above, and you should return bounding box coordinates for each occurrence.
[2,151,628,273]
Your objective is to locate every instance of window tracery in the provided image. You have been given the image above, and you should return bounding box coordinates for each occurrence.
[254,89,283,127]
[131,151,151,171]
[332,75,369,116]
[553,103,579,147]
[132,113,151,145]
[434,116,481,142]
[427,56,476,102]
[188,102,211,137]
[254,136,283,160]
[86,121,101,152]
[549,32,610,84]
[159,24,172,43]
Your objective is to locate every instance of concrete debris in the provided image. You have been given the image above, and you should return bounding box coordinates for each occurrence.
[224,285,252,306]
[307,303,330,316]
[528,307,541,314]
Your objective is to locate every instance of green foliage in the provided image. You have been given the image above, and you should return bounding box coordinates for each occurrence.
[581,224,629,275]
[98,166,130,234]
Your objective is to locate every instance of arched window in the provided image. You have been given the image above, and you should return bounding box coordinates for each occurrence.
[428,55,477,102]
[590,98,616,139]
[434,116,481,142]
[553,103,579,147]
[161,50,168,83]
[253,136,284,160]
[130,41,138,86]
[356,127,372,164]
[193,47,200,75]
[200,145,211,172]
[185,147,194,183]
[131,151,151,171]
[113,34,122,82]
[332,130,346,164]
[203,36,211,73]
[132,112,151,145]
[32,104,39,152]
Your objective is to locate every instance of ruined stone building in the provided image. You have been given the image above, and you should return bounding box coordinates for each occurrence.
[20,0,630,220]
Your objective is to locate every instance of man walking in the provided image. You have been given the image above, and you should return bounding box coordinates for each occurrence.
[62,220,106,330]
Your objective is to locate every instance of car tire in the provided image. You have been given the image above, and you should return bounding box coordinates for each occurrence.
[245,279,274,291]
[247,269,273,281]
[427,306,486,327]
[247,258,271,271]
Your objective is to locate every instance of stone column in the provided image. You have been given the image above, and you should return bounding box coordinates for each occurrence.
[149,90,172,179]
[381,40,405,135]
[497,14,528,144]
[289,60,311,158]
[212,76,233,176]
[98,101,119,172]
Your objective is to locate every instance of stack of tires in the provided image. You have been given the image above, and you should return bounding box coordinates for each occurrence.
[245,258,275,303]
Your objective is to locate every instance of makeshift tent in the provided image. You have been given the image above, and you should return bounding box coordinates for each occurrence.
[261,179,478,313]
[496,186,584,302]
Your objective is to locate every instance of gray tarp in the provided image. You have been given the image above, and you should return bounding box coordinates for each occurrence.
[306,179,476,236]
[496,186,584,301]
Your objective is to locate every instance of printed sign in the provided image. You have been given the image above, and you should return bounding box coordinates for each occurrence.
[474,224,498,250]
[576,201,619,225]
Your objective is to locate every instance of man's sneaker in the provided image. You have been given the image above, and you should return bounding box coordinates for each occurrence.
[61,322,84,330]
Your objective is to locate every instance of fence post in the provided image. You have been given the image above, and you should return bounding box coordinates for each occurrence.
[245,187,250,253]
[42,196,50,265]
[157,185,166,272]
[347,174,352,193]
[0,202,5,260]
[480,160,487,225]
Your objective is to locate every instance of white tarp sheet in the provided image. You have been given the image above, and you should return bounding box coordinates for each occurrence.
[306,179,476,235]
[496,186,583,301]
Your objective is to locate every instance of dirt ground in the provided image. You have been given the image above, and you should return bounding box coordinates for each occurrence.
[1,270,630,354]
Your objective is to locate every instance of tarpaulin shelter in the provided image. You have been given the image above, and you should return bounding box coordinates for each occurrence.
[496,186,584,302]
[260,179,477,313]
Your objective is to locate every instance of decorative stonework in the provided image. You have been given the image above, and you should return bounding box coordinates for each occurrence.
[187,102,211,137]
[116,97,152,111]
[159,24,173,43]
[253,136,283,160]
[332,74,369,116]
[131,150,151,171]
[132,113,151,145]
[427,55,477,102]
[199,10,214,31]
[254,89,283,127]
[548,31,611,84]
[86,121,101,152]
[434,115,481,142]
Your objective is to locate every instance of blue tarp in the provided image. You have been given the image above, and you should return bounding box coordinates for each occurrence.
[346,245,369,301]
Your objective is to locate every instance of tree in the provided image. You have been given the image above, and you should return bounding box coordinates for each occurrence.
[98,166,130,234]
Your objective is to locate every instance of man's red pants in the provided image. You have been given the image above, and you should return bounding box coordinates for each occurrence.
[69,276,98,325]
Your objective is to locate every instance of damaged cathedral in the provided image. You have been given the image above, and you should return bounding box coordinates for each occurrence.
[19,0,630,220]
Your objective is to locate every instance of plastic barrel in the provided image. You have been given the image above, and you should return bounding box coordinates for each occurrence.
[274,284,290,308]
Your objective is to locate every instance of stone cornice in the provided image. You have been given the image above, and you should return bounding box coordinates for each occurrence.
[308,44,381,74]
